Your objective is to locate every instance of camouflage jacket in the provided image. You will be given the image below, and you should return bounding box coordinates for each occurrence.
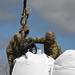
[6,32,30,75]
[6,32,23,62]
[26,37,62,59]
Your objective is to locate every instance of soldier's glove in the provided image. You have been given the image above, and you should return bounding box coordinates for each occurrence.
[19,41,35,55]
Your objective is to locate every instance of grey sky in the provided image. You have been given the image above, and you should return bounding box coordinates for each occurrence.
[0,0,75,33]
[0,0,22,24]
[29,0,75,34]
[0,0,75,49]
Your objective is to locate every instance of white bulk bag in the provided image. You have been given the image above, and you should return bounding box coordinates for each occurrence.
[12,52,54,75]
[53,49,75,75]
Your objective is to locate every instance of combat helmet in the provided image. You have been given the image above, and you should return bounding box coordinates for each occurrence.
[45,31,56,40]
[20,24,30,34]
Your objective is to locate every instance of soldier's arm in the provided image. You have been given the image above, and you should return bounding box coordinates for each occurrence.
[50,46,58,59]
[27,37,45,44]
[57,45,63,55]
[50,43,62,59]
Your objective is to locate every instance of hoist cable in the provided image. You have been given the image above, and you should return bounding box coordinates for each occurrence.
[20,0,32,26]
[20,0,28,26]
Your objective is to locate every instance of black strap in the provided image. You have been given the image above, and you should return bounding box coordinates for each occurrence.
[20,0,29,25]
[22,0,27,15]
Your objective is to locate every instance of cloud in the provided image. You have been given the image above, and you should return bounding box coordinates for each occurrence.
[0,0,22,25]
[1,0,75,34]
[0,10,17,24]
[28,0,75,34]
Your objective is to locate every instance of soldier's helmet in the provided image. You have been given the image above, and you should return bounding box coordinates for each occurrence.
[45,31,56,40]
[20,25,30,34]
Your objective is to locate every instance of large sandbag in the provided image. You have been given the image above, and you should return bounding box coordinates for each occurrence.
[53,49,75,75]
[12,52,54,75]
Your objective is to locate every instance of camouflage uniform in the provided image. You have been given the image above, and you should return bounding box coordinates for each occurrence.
[27,31,62,59]
[6,25,29,75]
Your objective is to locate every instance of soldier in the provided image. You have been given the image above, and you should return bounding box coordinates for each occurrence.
[6,25,30,75]
[27,31,62,59]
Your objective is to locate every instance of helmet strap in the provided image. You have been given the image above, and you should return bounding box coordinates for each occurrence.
[21,30,25,38]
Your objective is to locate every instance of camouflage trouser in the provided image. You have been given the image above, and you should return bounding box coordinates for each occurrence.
[6,52,16,75]
[8,61,14,75]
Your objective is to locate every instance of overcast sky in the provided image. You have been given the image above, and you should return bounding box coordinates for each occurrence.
[29,0,75,34]
[0,0,75,34]
[0,0,75,75]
